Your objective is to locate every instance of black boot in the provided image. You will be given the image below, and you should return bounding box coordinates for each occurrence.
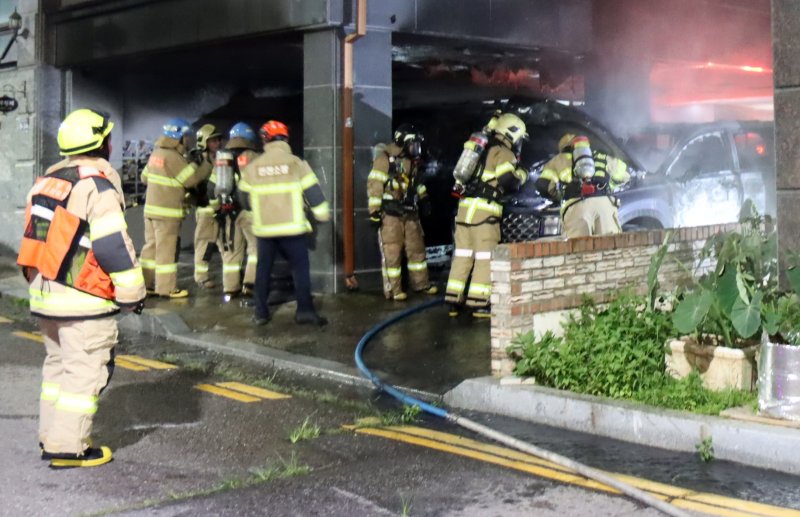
[49,446,113,469]
[295,312,328,326]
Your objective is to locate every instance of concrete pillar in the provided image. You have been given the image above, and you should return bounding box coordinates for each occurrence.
[303,28,392,293]
[773,0,800,279]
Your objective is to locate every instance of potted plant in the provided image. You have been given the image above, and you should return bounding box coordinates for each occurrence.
[663,203,786,391]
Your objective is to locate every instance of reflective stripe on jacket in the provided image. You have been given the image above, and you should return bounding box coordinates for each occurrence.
[142,136,200,220]
[366,142,427,215]
[18,157,145,319]
[456,143,524,225]
[239,141,330,238]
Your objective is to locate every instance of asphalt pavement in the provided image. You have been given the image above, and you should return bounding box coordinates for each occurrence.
[2,295,800,517]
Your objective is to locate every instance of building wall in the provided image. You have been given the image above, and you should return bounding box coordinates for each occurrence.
[489,225,735,376]
[0,0,39,250]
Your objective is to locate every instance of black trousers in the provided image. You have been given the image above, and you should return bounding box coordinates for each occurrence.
[254,234,314,319]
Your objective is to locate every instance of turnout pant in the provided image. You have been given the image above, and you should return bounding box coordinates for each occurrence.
[445,221,500,308]
[562,196,621,238]
[380,214,430,297]
[194,208,218,284]
[141,217,182,295]
[39,316,117,454]
[254,234,314,320]
[220,210,258,293]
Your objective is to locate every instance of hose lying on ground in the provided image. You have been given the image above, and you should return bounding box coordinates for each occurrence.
[354,298,689,517]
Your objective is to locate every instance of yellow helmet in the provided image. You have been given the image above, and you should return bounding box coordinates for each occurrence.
[558,133,576,151]
[493,113,528,145]
[196,124,222,151]
[57,108,113,156]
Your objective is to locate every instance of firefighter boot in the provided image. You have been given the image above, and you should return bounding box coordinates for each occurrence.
[417,285,439,295]
[472,305,492,319]
[448,304,460,318]
[165,289,189,299]
[295,312,328,326]
[393,292,408,301]
[49,446,113,469]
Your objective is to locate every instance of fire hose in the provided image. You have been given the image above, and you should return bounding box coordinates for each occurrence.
[354,298,690,517]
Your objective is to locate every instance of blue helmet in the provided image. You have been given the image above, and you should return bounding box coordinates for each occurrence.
[163,118,192,140]
[229,122,256,143]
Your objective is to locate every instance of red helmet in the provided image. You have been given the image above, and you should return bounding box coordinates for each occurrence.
[259,120,289,141]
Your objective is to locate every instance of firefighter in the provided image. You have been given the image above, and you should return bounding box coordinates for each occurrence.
[535,133,630,238]
[445,113,528,318]
[367,124,438,301]
[17,108,146,468]
[214,122,259,302]
[239,120,330,326]
[192,124,223,288]
[140,118,202,298]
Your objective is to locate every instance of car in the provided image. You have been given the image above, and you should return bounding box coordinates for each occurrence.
[617,121,775,231]
[397,97,775,246]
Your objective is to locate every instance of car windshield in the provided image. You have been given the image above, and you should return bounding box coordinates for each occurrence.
[665,131,730,179]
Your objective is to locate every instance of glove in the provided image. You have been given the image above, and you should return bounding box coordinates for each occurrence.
[189,148,204,166]
[369,212,382,230]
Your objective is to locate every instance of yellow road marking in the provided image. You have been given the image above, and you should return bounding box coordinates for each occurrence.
[0,316,13,323]
[12,331,43,343]
[215,382,291,400]
[116,354,177,370]
[352,426,800,517]
[115,358,149,372]
[195,383,262,403]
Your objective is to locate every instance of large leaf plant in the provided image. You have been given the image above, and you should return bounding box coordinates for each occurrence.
[669,201,800,347]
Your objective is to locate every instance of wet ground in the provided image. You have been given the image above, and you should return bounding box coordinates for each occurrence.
[143,250,490,394]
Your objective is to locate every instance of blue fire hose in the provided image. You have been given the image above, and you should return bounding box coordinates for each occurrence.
[353,298,688,517]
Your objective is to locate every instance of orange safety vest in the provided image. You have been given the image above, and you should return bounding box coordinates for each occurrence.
[17,166,115,300]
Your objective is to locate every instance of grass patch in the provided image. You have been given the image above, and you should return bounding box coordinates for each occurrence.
[288,416,321,444]
[83,453,312,517]
[379,404,422,426]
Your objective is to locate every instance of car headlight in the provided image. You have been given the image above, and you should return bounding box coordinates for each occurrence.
[541,215,561,236]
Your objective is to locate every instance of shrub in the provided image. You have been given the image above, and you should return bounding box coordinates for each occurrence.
[508,295,673,398]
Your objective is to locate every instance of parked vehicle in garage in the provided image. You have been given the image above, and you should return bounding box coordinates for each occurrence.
[398,97,775,244]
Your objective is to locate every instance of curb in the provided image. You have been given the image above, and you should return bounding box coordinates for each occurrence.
[443,377,800,476]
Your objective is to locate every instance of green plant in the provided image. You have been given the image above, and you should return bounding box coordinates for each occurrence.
[288,416,321,443]
[400,493,413,517]
[506,296,756,414]
[696,436,714,462]
[380,404,422,426]
[508,295,673,398]
[667,202,800,347]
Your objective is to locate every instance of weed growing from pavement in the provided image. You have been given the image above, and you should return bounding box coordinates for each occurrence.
[400,493,413,517]
[508,294,756,415]
[379,404,422,426]
[288,416,321,443]
[696,437,715,462]
[83,454,313,516]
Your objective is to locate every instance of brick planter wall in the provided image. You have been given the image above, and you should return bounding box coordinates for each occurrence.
[490,224,739,376]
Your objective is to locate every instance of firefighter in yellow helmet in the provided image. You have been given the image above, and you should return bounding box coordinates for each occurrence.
[535,133,630,237]
[140,118,203,298]
[445,113,528,318]
[367,124,438,300]
[239,120,330,326]
[191,124,223,288]
[17,108,145,468]
[213,122,260,303]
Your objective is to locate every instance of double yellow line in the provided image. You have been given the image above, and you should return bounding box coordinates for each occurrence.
[350,425,800,517]
[115,354,177,372]
[195,381,291,403]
